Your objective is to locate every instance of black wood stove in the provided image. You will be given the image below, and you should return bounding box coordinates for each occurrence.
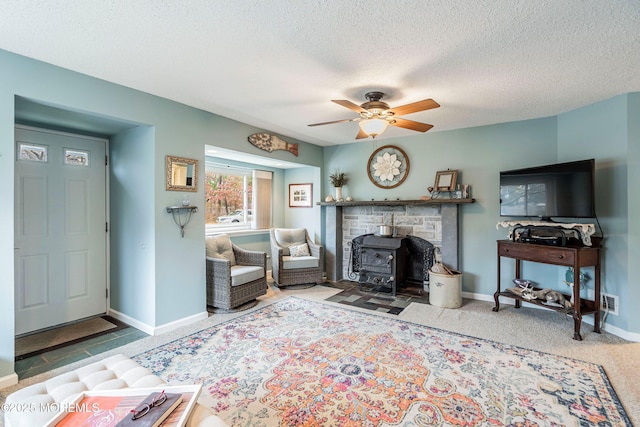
[358,235,409,296]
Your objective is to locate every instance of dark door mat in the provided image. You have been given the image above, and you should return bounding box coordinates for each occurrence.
[15,316,130,361]
[325,281,429,315]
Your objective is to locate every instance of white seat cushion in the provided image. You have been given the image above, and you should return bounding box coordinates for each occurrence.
[282,255,319,270]
[230,265,264,286]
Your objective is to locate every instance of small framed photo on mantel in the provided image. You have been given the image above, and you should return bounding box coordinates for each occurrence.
[289,183,313,207]
[434,170,458,191]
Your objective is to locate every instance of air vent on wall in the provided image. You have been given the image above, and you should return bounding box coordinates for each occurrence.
[601,293,619,316]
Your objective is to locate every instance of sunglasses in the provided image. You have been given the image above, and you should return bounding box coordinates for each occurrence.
[130,390,167,420]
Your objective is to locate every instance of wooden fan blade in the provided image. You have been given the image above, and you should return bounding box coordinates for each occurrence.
[390,117,434,133]
[308,118,358,127]
[332,99,368,114]
[355,128,369,139]
[387,99,440,116]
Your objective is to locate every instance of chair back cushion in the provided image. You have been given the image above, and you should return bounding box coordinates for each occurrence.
[274,228,307,256]
[206,234,236,265]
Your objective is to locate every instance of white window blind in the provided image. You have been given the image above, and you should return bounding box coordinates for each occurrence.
[253,170,272,229]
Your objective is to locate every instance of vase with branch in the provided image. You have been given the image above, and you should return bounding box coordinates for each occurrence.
[329,170,347,201]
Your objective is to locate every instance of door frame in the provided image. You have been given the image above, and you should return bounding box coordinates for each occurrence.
[14,124,111,333]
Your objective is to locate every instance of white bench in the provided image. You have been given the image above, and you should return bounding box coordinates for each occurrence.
[3,354,227,427]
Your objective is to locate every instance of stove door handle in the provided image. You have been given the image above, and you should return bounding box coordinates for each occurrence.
[386,254,394,264]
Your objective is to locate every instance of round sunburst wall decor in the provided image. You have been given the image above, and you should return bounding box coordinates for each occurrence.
[367,145,410,189]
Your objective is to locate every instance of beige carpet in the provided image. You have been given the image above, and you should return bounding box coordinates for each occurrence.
[15,317,117,358]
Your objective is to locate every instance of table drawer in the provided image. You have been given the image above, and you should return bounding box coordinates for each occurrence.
[499,243,575,265]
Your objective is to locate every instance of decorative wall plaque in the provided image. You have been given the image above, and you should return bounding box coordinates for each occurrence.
[367,145,410,189]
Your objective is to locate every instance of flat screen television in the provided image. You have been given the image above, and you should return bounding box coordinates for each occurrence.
[500,159,595,220]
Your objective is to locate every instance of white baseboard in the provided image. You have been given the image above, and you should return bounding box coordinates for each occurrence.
[107,309,155,335]
[154,311,208,336]
[583,316,640,341]
[0,372,18,389]
[462,291,640,342]
[108,309,208,336]
[462,291,495,303]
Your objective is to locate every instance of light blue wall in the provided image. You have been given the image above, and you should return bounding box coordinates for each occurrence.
[557,94,630,331]
[628,93,640,334]
[110,126,157,325]
[0,48,322,381]
[284,167,322,243]
[0,93,16,379]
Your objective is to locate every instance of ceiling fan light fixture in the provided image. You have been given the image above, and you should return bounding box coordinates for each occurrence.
[308,92,439,139]
[359,118,389,138]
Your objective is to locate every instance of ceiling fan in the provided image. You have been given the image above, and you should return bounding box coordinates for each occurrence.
[308,91,440,139]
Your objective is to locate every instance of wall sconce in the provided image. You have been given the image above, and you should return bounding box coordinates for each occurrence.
[166,205,198,237]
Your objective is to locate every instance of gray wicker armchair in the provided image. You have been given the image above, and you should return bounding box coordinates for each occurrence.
[270,228,324,287]
[206,234,267,309]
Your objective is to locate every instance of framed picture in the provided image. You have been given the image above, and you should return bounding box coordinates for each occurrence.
[434,170,458,191]
[289,183,313,207]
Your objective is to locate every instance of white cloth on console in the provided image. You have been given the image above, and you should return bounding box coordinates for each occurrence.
[496,221,596,246]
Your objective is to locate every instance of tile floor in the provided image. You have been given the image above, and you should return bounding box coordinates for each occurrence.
[325,280,430,314]
[15,326,148,380]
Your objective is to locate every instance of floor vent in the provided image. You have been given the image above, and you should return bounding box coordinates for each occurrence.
[601,293,619,316]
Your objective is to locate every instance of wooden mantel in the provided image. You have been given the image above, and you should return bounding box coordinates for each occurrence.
[317,198,475,207]
[318,198,476,281]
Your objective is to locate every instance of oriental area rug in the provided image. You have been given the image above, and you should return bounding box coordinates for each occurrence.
[133,297,630,426]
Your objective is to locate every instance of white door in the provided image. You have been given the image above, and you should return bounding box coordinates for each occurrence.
[14,126,107,335]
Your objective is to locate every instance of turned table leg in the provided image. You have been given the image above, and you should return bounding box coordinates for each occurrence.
[572,264,583,341]
[494,245,501,312]
[572,312,583,341]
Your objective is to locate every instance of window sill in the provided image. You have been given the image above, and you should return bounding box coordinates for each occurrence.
[206,227,270,238]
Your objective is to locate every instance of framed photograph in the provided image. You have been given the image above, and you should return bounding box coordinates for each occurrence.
[289,183,313,207]
[434,170,458,191]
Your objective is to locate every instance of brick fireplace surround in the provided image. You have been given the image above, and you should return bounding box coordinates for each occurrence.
[319,199,474,282]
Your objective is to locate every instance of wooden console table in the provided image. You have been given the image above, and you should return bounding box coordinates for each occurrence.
[494,240,601,341]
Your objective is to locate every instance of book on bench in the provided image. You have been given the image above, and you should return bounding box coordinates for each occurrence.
[46,384,202,427]
[115,390,182,427]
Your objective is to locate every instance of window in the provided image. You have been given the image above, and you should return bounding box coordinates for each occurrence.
[205,162,271,233]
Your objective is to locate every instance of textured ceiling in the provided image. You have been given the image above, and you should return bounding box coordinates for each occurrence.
[2,1,640,146]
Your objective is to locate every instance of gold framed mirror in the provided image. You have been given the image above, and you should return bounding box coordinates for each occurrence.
[166,155,198,192]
